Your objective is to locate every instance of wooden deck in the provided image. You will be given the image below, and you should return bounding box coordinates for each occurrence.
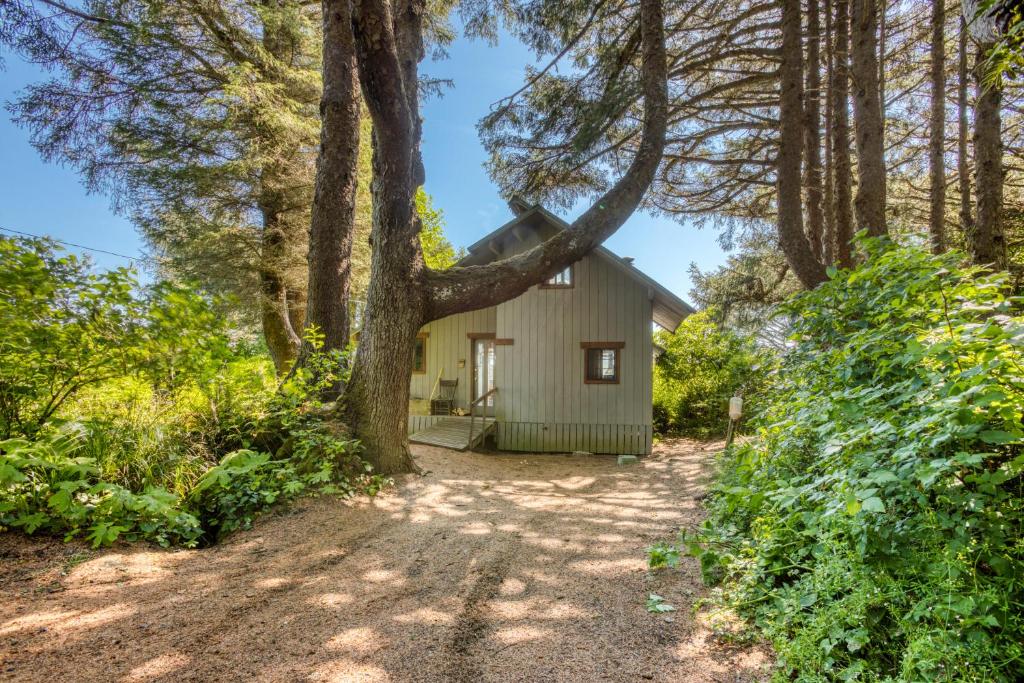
[409,416,496,451]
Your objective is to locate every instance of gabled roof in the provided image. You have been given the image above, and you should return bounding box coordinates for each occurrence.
[458,201,695,332]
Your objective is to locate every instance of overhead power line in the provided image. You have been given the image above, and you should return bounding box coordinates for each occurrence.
[0,225,149,263]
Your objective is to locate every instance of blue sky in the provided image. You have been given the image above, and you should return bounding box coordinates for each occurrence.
[0,27,725,301]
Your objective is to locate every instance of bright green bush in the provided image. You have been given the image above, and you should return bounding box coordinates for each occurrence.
[652,309,769,436]
[65,357,277,496]
[0,237,386,549]
[655,239,1024,681]
[0,430,203,547]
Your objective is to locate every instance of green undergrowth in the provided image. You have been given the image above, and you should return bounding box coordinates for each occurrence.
[652,309,770,437]
[1,353,387,548]
[651,239,1023,681]
[0,236,387,548]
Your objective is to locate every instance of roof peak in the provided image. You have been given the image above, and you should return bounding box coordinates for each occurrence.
[507,195,534,216]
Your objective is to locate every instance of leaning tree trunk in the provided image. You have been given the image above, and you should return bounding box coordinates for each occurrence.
[259,206,302,373]
[302,0,362,359]
[958,15,973,235]
[832,0,855,267]
[850,0,888,236]
[778,0,828,288]
[336,0,669,474]
[928,0,947,254]
[805,0,825,262]
[971,42,1007,270]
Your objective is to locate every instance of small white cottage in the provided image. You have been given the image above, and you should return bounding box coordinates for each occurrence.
[407,199,692,455]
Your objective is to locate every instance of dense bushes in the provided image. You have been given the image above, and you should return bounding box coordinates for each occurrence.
[656,240,1023,680]
[652,310,768,436]
[0,236,385,548]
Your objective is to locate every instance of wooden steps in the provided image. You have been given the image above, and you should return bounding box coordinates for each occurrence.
[409,417,496,451]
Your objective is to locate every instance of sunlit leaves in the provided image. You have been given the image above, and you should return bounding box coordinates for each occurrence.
[681,238,1024,680]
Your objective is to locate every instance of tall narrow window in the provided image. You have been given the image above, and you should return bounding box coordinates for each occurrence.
[412,335,427,374]
[541,265,573,288]
[581,342,624,384]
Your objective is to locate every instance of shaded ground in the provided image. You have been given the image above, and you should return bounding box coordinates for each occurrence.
[0,439,769,682]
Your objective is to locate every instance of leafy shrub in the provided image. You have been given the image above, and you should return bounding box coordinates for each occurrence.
[0,235,243,440]
[65,357,277,496]
[659,239,1024,681]
[0,236,141,438]
[0,429,202,547]
[652,309,770,436]
[1,405,384,548]
[0,239,386,549]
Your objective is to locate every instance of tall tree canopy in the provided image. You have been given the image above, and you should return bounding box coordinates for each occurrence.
[3,0,322,369]
[481,0,1024,291]
[1,0,459,371]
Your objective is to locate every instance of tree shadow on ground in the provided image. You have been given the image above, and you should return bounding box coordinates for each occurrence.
[0,439,770,682]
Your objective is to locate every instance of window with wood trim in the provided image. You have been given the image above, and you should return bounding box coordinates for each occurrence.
[541,265,573,288]
[581,342,624,384]
[412,335,427,374]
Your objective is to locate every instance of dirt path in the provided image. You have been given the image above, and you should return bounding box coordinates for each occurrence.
[0,439,769,682]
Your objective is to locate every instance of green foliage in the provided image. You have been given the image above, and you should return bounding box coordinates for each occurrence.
[646,593,677,613]
[0,238,387,549]
[978,0,1024,85]
[646,541,681,570]
[652,310,770,437]
[667,239,1024,680]
[417,188,465,270]
[0,236,140,438]
[67,358,277,496]
[688,234,801,347]
[0,235,242,440]
[0,430,202,548]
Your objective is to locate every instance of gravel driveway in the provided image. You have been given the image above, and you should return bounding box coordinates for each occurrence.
[0,439,769,682]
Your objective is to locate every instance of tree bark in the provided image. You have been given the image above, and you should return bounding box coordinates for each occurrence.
[971,42,1007,269]
[823,0,836,265]
[302,0,361,359]
[343,0,428,475]
[928,0,947,253]
[777,0,827,289]
[958,15,973,236]
[850,0,888,235]
[805,0,825,262]
[258,207,302,373]
[832,0,855,266]
[423,0,669,321]
[336,0,669,474]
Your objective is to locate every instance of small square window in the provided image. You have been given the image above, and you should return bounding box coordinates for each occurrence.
[412,336,427,374]
[542,265,573,288]
[583,344,622,384]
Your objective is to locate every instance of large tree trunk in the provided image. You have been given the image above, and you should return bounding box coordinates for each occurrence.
[778,0,827,288]
[804,0,825,262]
[971,42,1007,269]
[302,0,361,359]
[850,0,888,235]
[957,15,973,235]
[823,0,836,265]
[343,0,428,474]
[832,0,855,267]
[336,0,669,473]
[929,0,947,253]
[258,208,302,373]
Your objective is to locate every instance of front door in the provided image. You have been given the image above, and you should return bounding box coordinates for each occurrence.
[471,338,496,416]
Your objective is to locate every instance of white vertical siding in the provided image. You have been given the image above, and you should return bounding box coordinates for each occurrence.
[410,251,654,454]
[408,306,496,410]
[493,252,653,454]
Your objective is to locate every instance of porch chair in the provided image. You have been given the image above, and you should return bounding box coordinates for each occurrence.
[430,379,459,416]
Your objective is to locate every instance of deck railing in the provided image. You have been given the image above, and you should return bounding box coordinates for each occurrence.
[467,387,498,449]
